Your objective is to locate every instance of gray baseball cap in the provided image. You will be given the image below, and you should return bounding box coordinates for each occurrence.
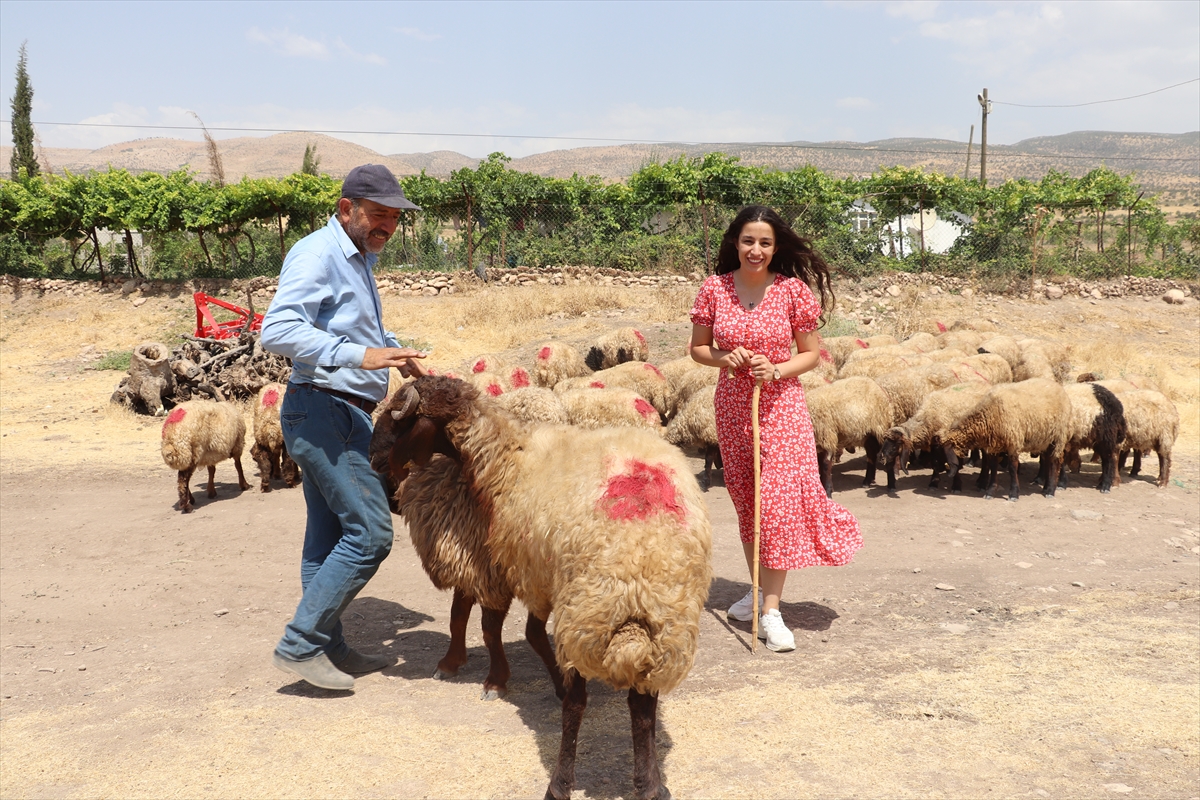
[341,164,420,210]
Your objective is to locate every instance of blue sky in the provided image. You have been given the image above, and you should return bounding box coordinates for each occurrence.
[1,0,1197,157]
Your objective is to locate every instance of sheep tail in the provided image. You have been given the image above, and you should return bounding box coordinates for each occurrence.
[601,619,657,690]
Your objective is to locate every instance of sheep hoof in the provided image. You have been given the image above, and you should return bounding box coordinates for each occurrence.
[260,485,273,493]
[1007,496,1019,502]
[480,686,507,701]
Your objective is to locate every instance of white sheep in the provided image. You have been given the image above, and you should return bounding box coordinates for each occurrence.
[249,383,300,492]
[494,386,568,424]
[584,326,650,371]
[977,335,1023,371]
[937,329,986,354]
[558,387,663,432]
[839,353,934,379]
[1116,389,1179,487]
[554,361,672,419]
[872,363,963,426]
[532,342,592,389]
[806,376,895,495]
[160,400,251,513]
[663,383,720,487]
[820,335,869,370]
[940,378,1072,500]
[372,376,712,800]
[948,353,1013,385]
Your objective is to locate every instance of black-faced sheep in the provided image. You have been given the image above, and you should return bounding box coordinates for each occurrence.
[533,342,592,389]
[555,361,672,419]
[664,384,721,488]
[371,376,712,800]
[558,387,664,433]
[160,400,251,513]
[494,386,568,424]
[879,381,990,489]
[1058,382,1126,493]
[806,376,895,494]
[584,326,650,371]
[940,378,1072,500]
[1116,389,1179,487]
[249,383,300,492]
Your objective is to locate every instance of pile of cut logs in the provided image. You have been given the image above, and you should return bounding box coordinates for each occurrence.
[111,332,291,415]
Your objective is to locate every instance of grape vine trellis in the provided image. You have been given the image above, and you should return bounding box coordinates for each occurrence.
[1,154,1196,282]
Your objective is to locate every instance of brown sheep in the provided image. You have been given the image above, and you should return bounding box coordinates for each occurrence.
[806,377,895,494]
[1117,390,1179,487]
[249,383,300,492]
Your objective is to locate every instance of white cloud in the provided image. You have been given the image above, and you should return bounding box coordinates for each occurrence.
[334,38,387,66]
[393,26,441,42]
[837,97,873,110]
[246,27,329,60]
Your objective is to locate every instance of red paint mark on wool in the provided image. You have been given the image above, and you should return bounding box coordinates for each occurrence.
[598,461,684,522]
[510,367,530,388]
[262,388,280,407]
[633,329,646,345]
[633,398,656,419]
[936,321,947,333]
[472,360,487,374]
[538,346,552,361]
[589,381,606,389]
[819,347,832,363]
[486,383,503,396]
[162,407,186,437]
[642,362,663,378]
[855,338,868,348]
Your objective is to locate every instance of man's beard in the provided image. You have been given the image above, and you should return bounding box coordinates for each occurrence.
[344,215,390,254]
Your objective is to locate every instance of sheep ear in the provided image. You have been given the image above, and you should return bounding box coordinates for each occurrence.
[390,385,420,420]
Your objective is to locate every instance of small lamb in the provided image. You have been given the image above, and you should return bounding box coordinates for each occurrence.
[161,400,251,513]
[250,383,300,492]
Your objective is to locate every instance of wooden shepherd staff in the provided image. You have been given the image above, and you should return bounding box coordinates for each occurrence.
[750,378,764,652]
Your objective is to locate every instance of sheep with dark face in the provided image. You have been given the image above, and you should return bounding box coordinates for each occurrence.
[371,375,712,800]
[584,326,650,371]
[1058,382,1126,493]
[879,381,990,490]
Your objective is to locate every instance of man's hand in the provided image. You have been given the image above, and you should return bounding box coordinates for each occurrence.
[362,347,426,371]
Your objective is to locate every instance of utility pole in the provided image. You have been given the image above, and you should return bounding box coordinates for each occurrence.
[964,124,974,180]
[976,88,991,187]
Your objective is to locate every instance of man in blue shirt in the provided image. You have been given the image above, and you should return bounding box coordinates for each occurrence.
[262,164,425,691]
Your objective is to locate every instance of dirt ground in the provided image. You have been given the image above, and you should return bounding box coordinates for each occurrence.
[1,281,1198,799]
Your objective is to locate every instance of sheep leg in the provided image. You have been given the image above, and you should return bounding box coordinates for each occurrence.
[976,454,993,493]
[1041,449,1063,498]
[251,443,273,492]
[206,465,218,498]
[1096,447,1115,493]
[525,613,566,700]
[269,446,282,479]
[545,673,588,800]
[1118,448,1130,475]
[817,449,833,498]
[281,444,301,488]
[944,446,963,494]
[1156,448,1171,488]
[177,467,196,513]
[1130,450,1143,478]
[232,456,250,491]
[1006,453,1023,501]
[629,689,669,800]
[480,602,513,701]
[435,588,473,680]
[862,434,880,487]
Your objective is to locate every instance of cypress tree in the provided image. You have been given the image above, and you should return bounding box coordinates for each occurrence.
[9,42,38,180]
[301,142,320,176]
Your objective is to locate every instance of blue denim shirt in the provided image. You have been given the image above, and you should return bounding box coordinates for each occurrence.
[261,215,400,402]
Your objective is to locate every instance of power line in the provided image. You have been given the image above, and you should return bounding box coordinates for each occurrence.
[994,78,1200,108]
[2,118,1196,163]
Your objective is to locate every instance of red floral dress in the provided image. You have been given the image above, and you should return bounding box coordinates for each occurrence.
[690,273,862,569]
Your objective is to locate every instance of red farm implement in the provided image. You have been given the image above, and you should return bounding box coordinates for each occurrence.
[193,292,263,340]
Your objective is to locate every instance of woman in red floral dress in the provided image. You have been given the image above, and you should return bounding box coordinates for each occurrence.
[689,206,862,652]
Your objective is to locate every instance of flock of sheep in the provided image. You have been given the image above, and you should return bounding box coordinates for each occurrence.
[154,319,1180,799]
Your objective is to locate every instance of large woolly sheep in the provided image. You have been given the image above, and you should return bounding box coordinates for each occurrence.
[977,335,1023,371]
[937,329,986,355]
[901,331,941,353]
[161,400,251,513]
[821,335,869,370]
[872,363,963,426]
[940,378,1072,500]
[949,353,1013,385]
[1116,389,1179,487]
[533,342,592,389]
[494,386,568,424]
[371,376,712,800]
[879,381,990,490]
[841,343,922,368]
[558,387,663,433]
[1058,382,1126,493]
[584,326,650,371]
[554,361,672,419]
[663,384,721,487]
[670,364,718,412]
[1018,339,1071,383]
[806,376,895,495]
[839,353,934,379]
[467,370,509,398]
[249,383,300,492]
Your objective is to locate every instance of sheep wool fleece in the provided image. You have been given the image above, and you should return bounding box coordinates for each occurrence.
[691,273,862,569]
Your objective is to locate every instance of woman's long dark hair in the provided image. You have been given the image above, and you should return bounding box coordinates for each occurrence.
[715,205,834,323]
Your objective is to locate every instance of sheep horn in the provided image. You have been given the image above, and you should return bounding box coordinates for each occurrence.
[390,384,420,420]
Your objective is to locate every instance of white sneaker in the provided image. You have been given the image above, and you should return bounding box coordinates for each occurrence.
[727,589,763,622]
[757,609,796,652]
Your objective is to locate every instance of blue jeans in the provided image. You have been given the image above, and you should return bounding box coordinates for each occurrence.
[275,383,394,663]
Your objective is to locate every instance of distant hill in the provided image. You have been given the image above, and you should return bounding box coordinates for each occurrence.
[3,130,1196,203]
